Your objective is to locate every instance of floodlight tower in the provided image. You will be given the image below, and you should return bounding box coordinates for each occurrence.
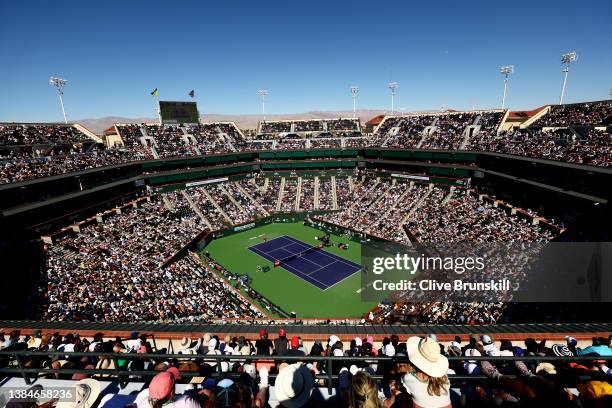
[559,52,577,105]
[500,65,514,110]
[49,76,68,123]
[257,89,269,120]
[388,82,398,115]
[350,86,359,118]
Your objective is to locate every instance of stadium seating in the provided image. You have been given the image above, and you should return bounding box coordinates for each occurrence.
[37,172,561,325]
[0,329,610,408]
[1,101,610,186]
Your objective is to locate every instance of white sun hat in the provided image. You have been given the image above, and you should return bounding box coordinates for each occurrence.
[274,363,314,408]
[406,336,449,378]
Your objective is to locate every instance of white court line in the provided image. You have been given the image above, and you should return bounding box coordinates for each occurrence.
[250,235,359,290]
[281,261,331,290]
[283,235,362,269]
[322,263,362,292]
[356,281,374,294]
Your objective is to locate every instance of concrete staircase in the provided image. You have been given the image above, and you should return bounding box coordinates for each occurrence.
[139,126,159,159]
[314,177,320,210]
[381,183,413,217]
[202,188,232,224]
[347,176,354,192]
[331,176,338,210]
[180,190,213,229]
[442,186,456,204]
[219,184,249,217]
[276,177,286,211]
[162,195,175,211]
[460,115,481,149]
[181,127,201,155]
[295,177,303,211]
[236,182,269,216]
[401,184,434,223]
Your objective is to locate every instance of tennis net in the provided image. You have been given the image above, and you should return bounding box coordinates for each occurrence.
[275,245,323,265]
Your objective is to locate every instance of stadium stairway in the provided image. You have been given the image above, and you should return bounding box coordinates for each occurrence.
[236,182,269,216]
[275,177,285,211]
[296,177,303,210]
[138,125,159,159]
[459,115,480,149]
[201,188,232,224]
[331,176,338,210]
[314,176,320,210]
[73,123,104,143]
[521,105,551,128]
[161,195,175,211]
[180,127,201,155]
[347,176,355,192]
[401,183,434,224]
[218,184,249,218]
[416,125,432,148]
[381,183,413,218]
[442,186,456,204]
[181,190,213,229]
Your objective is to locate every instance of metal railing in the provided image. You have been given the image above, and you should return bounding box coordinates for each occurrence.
[1,350,610,393]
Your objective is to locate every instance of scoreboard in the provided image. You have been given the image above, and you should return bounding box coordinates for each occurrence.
[159,101,199,124]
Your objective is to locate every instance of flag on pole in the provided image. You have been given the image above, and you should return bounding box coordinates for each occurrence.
[150,88,159,97]
[188,89,195,98]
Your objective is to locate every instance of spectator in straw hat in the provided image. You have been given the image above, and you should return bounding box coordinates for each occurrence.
[402,336,451,408]
[274,363,314,408]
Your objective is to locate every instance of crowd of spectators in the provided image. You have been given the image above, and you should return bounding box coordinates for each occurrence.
[258,118,361,138]
[224,181,262,220]
[207,184,252,225]
[2,103,610,186]
[276,138,307,150]
[467,128,611,167]
[309,138,343,149]
[42,197,255,322]
[299,178,315,211]
[420,113,477,150]
[178,188,229,230]
[260,121,292,134]
[1,329,610,407]
[146,125,198,158]
[0,146,150,184]
[0,123,90,145]
[317,178,334,210]
[532,100,612,127]
[406,188,554,243]
[279,178,299,212]
[373,115,435,148]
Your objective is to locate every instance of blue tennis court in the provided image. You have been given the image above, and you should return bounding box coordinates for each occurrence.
[248,235,361,290]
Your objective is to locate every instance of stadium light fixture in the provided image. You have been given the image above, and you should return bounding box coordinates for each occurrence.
[257,89,269,121]
[559,52,577,105]
[350,86,359,119]
[500,65,514,110]
[387,82,398,115]
[49,76,68,123]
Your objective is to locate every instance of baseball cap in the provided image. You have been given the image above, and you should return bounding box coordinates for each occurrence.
[291,336,299,348]
[259,329,268,337]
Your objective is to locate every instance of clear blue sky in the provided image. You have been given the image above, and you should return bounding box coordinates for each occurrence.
[0,0,610,122]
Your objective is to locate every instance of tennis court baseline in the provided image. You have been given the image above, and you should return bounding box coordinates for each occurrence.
[248,235,361,290]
